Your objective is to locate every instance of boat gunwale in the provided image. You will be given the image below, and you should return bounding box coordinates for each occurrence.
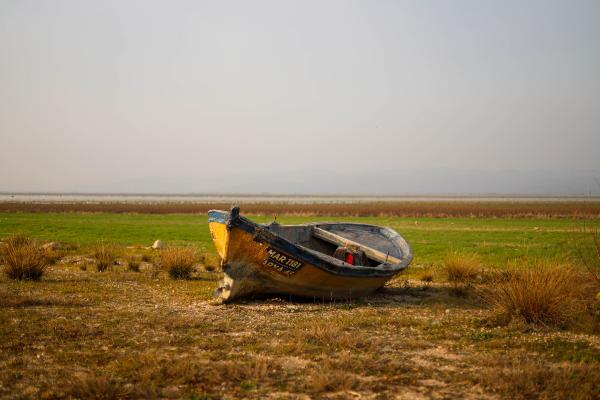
[208,209,413,278]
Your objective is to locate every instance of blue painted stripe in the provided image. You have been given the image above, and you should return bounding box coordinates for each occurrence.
[208,210,228,224]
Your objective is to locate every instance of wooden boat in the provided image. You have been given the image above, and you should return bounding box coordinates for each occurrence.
[208,207,413,302]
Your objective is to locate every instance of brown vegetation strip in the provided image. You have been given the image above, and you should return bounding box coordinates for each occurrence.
[1,200,600,217]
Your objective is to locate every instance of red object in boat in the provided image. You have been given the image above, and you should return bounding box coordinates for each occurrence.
[345,253,355,265]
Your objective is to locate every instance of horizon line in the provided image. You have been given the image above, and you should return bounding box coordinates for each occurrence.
[2,191,600,199]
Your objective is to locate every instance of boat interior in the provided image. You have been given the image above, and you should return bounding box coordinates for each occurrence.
[265,222,404,267]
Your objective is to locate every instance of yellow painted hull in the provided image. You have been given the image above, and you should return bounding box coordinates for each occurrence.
[208,216,400,302]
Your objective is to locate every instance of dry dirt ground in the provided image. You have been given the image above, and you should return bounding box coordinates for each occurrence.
[1,263,599,400]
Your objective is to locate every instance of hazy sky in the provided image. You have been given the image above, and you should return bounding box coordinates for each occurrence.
[1,0,599,194]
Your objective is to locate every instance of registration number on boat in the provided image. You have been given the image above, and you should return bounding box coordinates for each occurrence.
[263,247,304,276]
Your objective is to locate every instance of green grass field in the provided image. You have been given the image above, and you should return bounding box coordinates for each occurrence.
[0,212,596,266]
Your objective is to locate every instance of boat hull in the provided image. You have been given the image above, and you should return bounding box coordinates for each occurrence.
[208,209,411,301]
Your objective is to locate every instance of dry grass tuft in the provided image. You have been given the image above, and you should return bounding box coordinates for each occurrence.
[304,364,359,393]
[444,251,482,282]
[290,318,375,353]
[480,261,595,327]
[1,235,49,280]
[302,321,343,346]
[0,291,82,308]
[444,251,481,295]
[216,357,273,386]
[127,255,140,272]
[160,247,197,279]
[418,272,434,282]
[66,373,128,400]
[91,243,118,272]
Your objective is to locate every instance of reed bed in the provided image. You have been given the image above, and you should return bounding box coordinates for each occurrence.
[1,200,600,218]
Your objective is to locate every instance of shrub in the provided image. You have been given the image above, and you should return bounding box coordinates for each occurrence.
[1,235,49,280]
[127,255,140,272]
[92,243,118,272]
[480,261,595,327]
[444,251,481,295]
[160,247,197,279]
[444,251,481,282]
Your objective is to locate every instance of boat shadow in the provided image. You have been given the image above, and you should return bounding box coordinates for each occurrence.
[231,284,479,309]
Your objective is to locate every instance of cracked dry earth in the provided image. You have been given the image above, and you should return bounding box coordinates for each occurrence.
[1,265,599,399]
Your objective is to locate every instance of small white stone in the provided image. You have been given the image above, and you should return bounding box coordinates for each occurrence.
[42,242,61,250]
[152,240,165,249]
